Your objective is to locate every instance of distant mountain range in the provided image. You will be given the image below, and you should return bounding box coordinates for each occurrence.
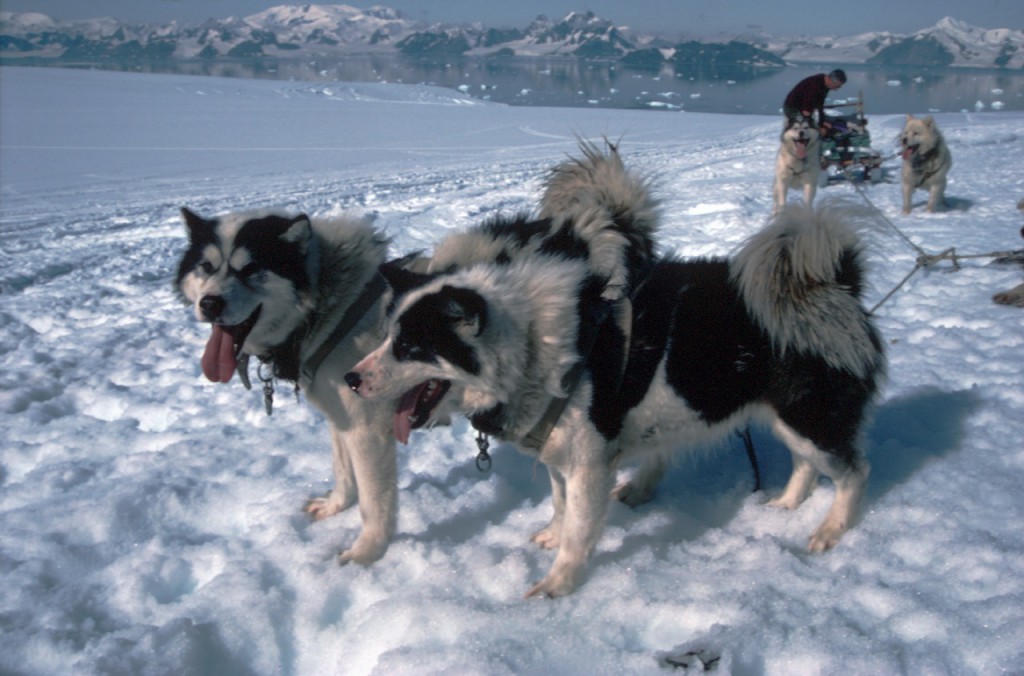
[1,5,1021,70]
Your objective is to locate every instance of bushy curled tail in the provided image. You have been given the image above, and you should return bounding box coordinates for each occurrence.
[730,200,884,378]
[540,138,660,241]
[541,139,659,292]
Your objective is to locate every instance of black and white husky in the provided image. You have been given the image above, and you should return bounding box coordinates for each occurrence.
[172,142,657,568]
[346,201,886,597]
[385,140,660,444]
[175,207,400,565]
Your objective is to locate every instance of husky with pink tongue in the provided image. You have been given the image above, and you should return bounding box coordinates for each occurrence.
[175,206,402,565]
[772,116,822,216]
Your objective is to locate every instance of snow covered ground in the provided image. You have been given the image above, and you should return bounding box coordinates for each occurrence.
[1,66,1023,674]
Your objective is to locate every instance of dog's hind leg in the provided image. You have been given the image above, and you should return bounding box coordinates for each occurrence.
[766,452,818,511]
[808,453,868,552]
[769,419,869,552]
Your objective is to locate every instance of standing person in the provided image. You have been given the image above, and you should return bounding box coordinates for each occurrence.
[783,69,846,131]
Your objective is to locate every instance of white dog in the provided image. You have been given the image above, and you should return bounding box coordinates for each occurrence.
[900,114,952,214]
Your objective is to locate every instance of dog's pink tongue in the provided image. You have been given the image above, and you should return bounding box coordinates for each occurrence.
[902,147,914,161]
[201,324,236,384]
[795,142,807,159]
[393,384,427,445]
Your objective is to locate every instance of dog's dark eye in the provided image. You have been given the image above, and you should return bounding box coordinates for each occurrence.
[394,336,429,362]
[199,261,215,275]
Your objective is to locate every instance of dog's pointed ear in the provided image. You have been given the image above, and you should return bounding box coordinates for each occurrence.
[279,214,312,246]
[905,113,915,122]
[440,285,487,337]
[379,259,435,298]
[180,207,213,238]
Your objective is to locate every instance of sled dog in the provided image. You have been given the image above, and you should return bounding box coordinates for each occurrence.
[900,114,952,214]
[174,142,656,567]
[992,199,1024,307]
[772,116,822,215]
[346,201,886,598]
[387,140,660,443]
[175,207,400,565]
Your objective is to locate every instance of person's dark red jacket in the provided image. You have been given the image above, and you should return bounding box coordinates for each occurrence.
[783,74,829,123]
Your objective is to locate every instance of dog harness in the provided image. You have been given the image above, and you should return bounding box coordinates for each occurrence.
[470,296,614,469]
[911,147,943,187]
[301,272,387,384]
[243,272,387,416]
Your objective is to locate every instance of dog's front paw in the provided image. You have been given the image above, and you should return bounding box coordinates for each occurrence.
[525,566,581,599]
[530,526,560,550]
[304,492,352,521]
[612,480,655,507]
[766,495,799,511]
[338,534,388,566]
[807,519,847,553]
[993,284,1024,307]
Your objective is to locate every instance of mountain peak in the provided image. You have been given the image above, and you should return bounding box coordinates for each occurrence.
[0,8,1019,68]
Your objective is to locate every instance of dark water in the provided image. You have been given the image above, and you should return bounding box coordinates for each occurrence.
[31,53,1024,115]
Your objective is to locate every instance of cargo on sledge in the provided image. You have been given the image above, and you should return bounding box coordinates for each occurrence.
[819,91,886,184]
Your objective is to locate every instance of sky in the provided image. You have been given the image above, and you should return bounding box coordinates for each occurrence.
[0,0,1019,36]
[1,65,1024,674]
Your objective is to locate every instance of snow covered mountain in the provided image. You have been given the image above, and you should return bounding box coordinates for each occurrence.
[760,16,1024,68]
[0,5,1021,68]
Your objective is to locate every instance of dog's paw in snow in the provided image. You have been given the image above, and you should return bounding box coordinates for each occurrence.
[304,491,353,521]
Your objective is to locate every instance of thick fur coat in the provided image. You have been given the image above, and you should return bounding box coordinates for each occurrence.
[900,114,953,214]
[347,200,886,597]
[176,208,399,565]
[773,117,822,215]
[375,141,660,443]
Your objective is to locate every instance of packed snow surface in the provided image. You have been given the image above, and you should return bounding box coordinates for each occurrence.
[1,67,1023,674]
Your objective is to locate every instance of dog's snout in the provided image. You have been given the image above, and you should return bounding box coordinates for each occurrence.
[199,295,226,320]
[344,371,362,393]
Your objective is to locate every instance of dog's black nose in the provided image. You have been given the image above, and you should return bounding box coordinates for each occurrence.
[344,372,362,392]
[199,295,226,320]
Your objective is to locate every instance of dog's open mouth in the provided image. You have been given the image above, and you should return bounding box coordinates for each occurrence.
[201,306,261,384]
[794,138,808,159]
[902,142,919,161]
[394,379,451,445]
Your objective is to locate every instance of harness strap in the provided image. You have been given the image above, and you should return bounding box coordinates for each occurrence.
[301,272,387,383]
[912,147,942,186]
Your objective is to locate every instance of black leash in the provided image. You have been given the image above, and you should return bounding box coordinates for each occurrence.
[736,426,761,493]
